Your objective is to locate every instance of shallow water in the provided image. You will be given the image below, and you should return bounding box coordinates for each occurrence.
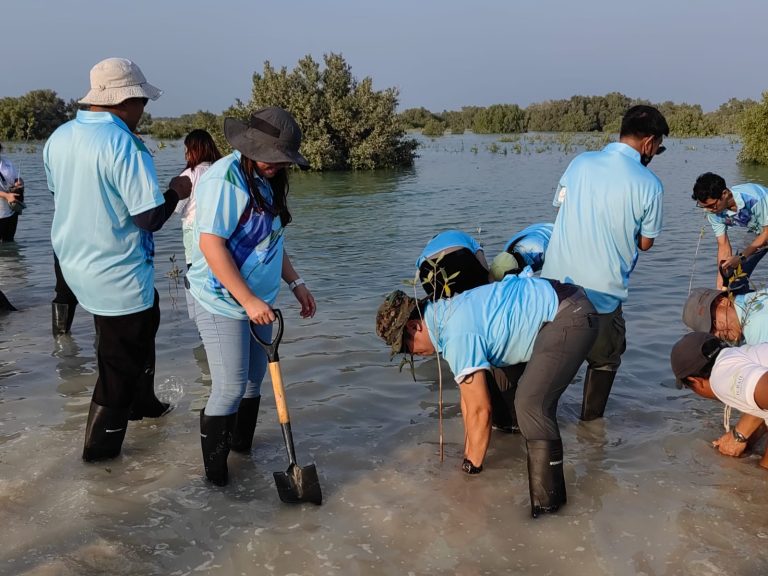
[2,134,768,575]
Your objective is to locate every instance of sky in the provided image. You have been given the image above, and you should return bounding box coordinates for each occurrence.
[3,0,767,117]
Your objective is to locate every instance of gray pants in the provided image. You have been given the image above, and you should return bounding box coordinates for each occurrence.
[506,289,598,441]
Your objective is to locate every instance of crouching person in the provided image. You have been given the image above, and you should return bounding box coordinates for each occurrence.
[375,275,597,517]
[671,332,768,469]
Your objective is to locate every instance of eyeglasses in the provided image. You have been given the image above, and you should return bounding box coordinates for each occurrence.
[656,145,666,155]
[696,191,728,212]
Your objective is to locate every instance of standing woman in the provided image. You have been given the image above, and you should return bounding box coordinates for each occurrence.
[0,143,25,242]
[176,129,222,267]
[187,108,316,486]
[175,130,222,317]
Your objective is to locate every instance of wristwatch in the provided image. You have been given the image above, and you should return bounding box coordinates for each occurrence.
[288,278,305,291]
[731,428,748,443]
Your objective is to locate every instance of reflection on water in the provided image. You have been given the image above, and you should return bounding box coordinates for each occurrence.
[1,135,768,575]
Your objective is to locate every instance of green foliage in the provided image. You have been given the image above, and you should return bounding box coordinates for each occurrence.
[227,53,417,170]
[656,101,716,137]
[527,93,631,132]
[400,107,441,129]
[472,104,525,134]
[739,91,768,165]
[0,90,71,140]
[706,98,758,135]
[147,110,221,140]
[422,119,446,137]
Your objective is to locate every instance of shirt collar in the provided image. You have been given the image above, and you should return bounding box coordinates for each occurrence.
[603,142,642,163]
[76,109,132,133]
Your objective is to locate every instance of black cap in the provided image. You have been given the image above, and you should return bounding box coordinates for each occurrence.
[670,332,724,388]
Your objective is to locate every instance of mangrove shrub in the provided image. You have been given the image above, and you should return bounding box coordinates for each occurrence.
[739,92,768,165]
[228,53,417,170]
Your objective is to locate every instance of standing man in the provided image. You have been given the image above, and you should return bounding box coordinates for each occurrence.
[691,172,768,291]
[542,105,668,421]
[44,58,191,462]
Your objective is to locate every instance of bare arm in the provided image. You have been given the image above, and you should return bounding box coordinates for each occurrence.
[637,235,654,251]
[753,371,768,410]
[199,232,274,324]
[281,250,316,318]
[715,233,733,290]
[459,370,492,468]
[712,413,766,457]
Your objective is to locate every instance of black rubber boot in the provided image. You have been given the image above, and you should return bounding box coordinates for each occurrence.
[230,396,261,454]
[0,289,16,312]
[526,439,567,518]
[128,360,170,421]
[580,368,617,421]
[200,411,236,486]
[82,402,129,462]
[52,302,76,336]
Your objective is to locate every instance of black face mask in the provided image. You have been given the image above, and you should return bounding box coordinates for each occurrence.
[640,154,653,167]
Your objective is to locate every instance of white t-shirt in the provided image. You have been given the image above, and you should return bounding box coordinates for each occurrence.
[174,162,211,227]
[0,155,20,219]
[710,344,768,424]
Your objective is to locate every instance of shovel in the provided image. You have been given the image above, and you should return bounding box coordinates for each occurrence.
[250,309,322,505]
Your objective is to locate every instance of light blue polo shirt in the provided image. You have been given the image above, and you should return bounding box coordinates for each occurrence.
[735,289,768,345]
[44,110,164,316]
[187,151,284,319]
[423,275,558,383]
[503,222,553,272]
[416,230,482,268]
[707,183,768,237]
[541,142,663,313]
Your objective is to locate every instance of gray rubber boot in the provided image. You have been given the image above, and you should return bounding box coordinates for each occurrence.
[526,439,567,518]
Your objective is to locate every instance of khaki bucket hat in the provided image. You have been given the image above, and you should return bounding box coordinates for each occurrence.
[79,58,162,106]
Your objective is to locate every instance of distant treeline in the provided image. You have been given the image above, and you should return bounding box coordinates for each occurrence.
[399,93,757,138]
[2,85,768,166]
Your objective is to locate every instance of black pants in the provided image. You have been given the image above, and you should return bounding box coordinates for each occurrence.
[0,214,18,242]
[53,254,78,305]
[92,291,160,411]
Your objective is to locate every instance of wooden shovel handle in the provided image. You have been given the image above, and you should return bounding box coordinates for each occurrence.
[269,361,290,425]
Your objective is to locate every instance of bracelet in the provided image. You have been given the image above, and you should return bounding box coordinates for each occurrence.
[288,278,305,291]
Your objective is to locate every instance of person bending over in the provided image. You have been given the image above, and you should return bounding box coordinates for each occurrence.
[671,332,768,469]
[691,172,768,292]
[376,275,597,517]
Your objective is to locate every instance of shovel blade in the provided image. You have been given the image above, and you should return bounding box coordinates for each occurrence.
[274,463,322,505]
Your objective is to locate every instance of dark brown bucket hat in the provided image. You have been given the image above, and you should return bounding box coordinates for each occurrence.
[376,290,418,357]
[224,107,309,168]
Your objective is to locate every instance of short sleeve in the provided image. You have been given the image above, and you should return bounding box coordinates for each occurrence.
[442,333,491,384]
[640,188,663,239]
[112,140,164,216]
[194,175,248,239]
[711,349,767,411]
[707,213,727,237]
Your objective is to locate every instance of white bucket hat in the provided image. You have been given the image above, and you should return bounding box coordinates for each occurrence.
[79,58,162,106]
